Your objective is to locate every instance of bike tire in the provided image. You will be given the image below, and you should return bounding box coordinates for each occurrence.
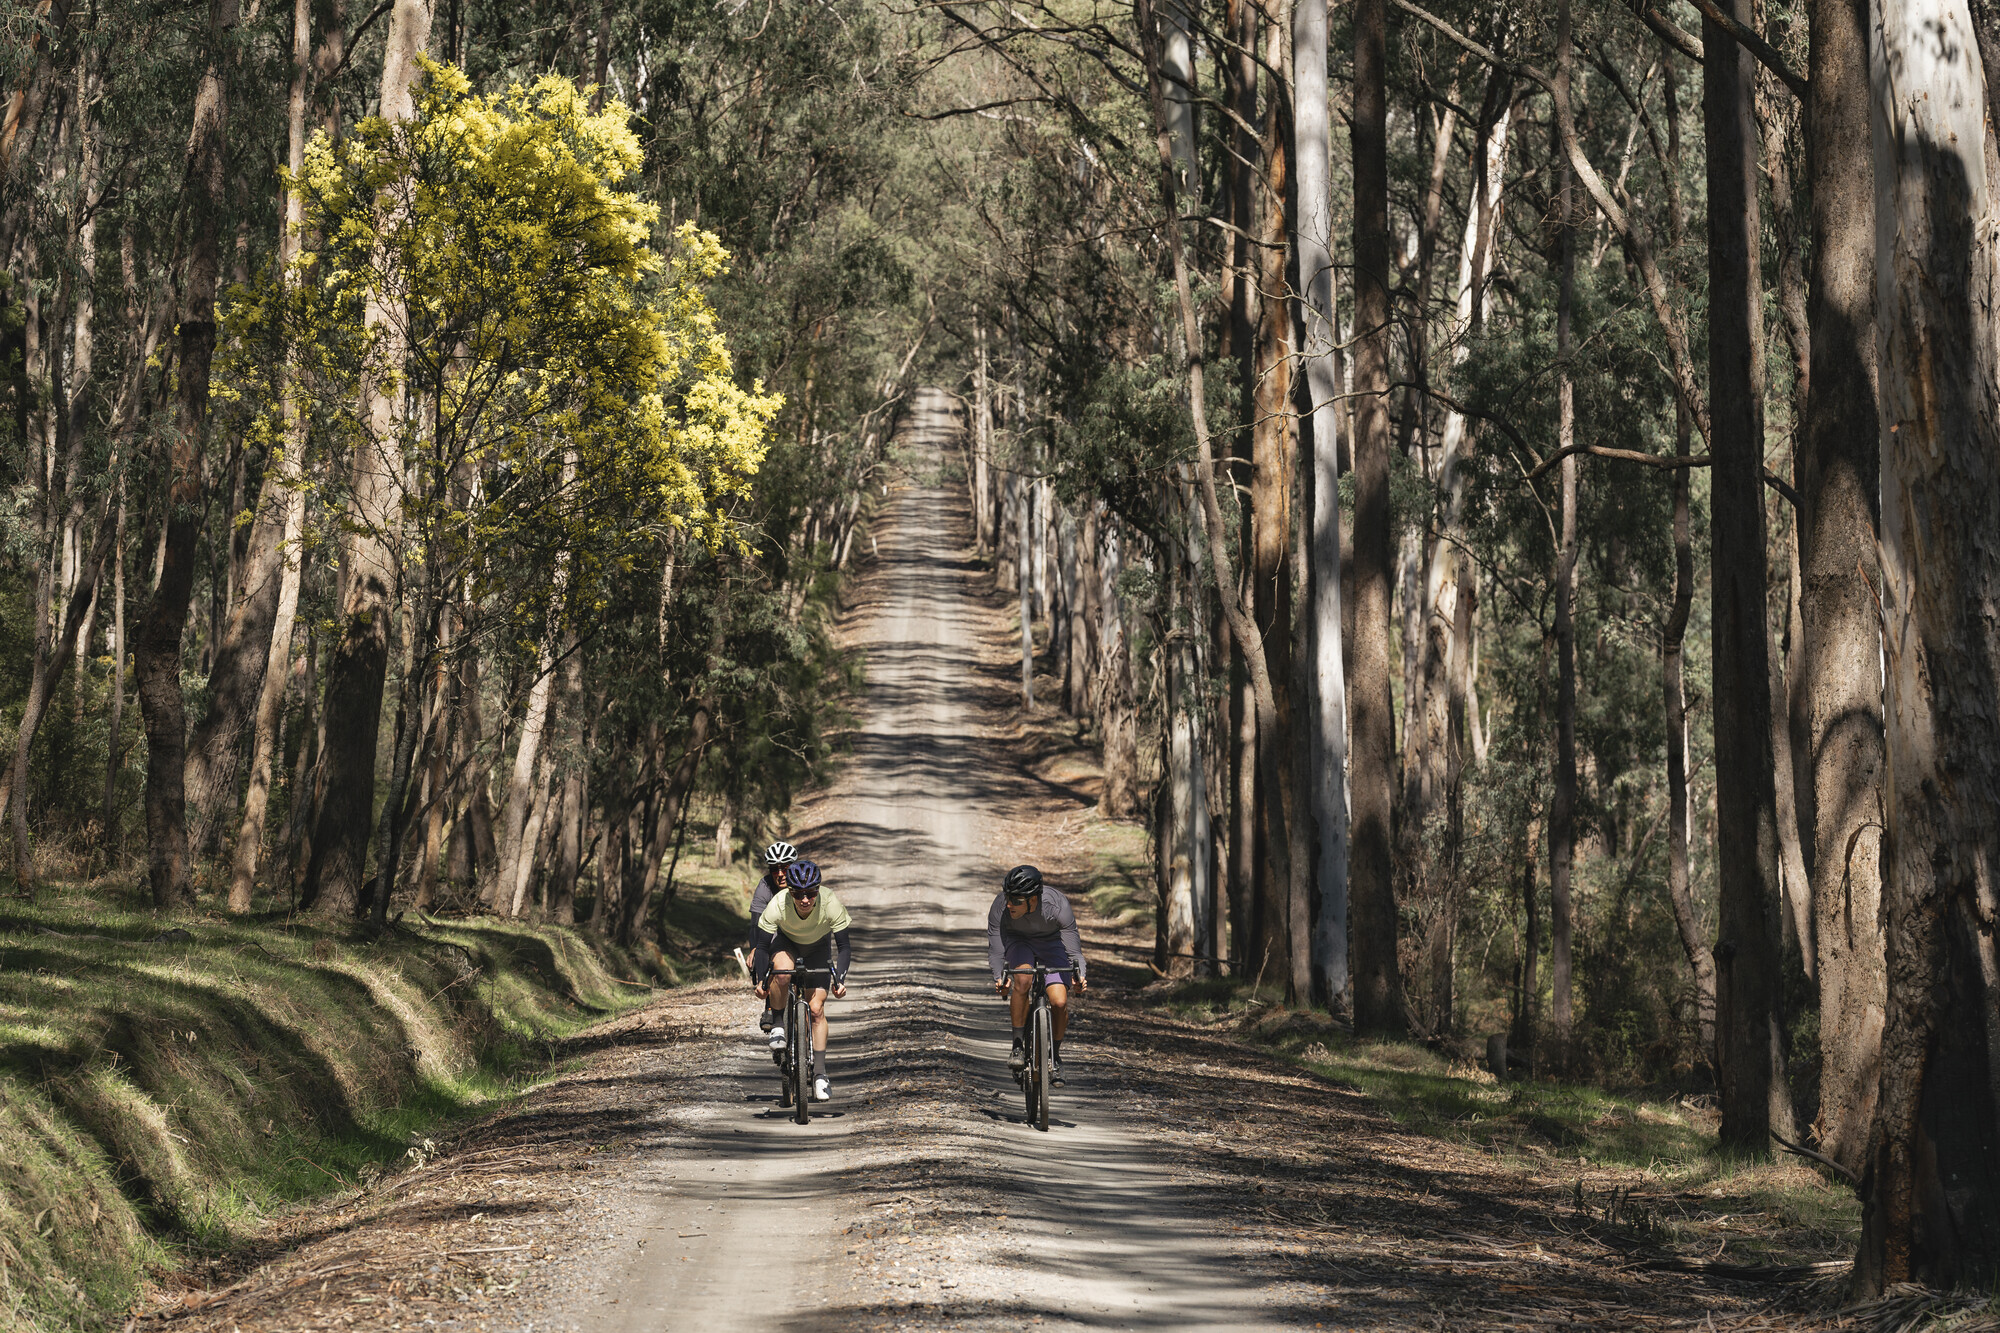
[791,990,811,1125]
[1032,1004,1053,1132]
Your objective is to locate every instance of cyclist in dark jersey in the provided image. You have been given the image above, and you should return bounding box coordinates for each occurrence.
[746,841,798,1034]
[988,864,1087,1084]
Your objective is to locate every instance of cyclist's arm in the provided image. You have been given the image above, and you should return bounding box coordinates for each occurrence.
[831,927,852,984]
[1053,894,1086,982]
[987,895,1005,981]
[744,877,777,948]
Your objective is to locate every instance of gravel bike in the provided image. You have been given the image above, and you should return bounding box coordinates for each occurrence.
[1004,963,1059,1132]
[767,965,831,1125]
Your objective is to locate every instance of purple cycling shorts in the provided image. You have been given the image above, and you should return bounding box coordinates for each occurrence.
[1002,936,1072,986]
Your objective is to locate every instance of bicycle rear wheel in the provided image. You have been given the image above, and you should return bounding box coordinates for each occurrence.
[791,989,811,1125]
[1032,1004,1052,1132]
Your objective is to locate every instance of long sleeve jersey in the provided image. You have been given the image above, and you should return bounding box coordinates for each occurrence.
[744,872,782,949]
[988,886,1086,981]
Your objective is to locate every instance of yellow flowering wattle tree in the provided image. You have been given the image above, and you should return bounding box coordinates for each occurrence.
[281,59,780,920]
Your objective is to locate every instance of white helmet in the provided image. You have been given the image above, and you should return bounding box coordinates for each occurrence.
[764,841,799,867]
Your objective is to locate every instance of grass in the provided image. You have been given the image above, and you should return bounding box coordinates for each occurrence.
[0,875,671,1331]
[1139,977,1862,1268]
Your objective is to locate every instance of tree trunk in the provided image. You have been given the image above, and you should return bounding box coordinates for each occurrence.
[1061,510,1087,714]
[1664,430,1718,1063]
[619,706,711,947]
[1437,556,1475,1030]
[1349,0,1407,1034]
[493,643,557,908]
[973,323,993,556]
[300,0,431,917]
[139,0,237,911]
[1857,0,2000,1289]
[1295,0,1350,1012]
[1017,475,1033,706]
[507,748,553,918]
[549,716,588,926]
[1097,521,1140,817]
[1550,12,1579,1055]
[1139,0,1301,1012]
[1706,0,1795,1151]
[103,487,126,844]
[1165,595,1201,979]
[1803,0,1885,1178]
[228,0,313,912]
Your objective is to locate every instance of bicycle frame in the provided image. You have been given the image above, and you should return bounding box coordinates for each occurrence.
[766,966,830,1125]
[1003,963,1061,1132]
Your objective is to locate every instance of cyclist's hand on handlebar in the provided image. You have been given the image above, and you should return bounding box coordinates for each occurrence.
[831,981,847,999]
[993,975,1008,995]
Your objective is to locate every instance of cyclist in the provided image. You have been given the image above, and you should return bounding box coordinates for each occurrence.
[754,859,851,1102]
[989,864,1087,1085]
[745,841,798,1035]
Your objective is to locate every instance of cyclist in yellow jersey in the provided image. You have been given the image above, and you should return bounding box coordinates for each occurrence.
[752,859,851,1101]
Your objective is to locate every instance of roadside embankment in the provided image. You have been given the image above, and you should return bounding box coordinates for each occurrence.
[0,881,661,1330]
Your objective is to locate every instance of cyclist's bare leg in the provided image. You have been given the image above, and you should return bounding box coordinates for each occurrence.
[1046,982,1070,1044]
[809,988,830,1053]
[1008,973,1031,1027]
[767,950,797,1014]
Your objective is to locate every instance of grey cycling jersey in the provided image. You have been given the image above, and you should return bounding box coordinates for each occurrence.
[988,886,1085,980]
[746,872,781,948]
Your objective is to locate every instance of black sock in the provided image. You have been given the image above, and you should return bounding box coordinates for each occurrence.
[1054,1039,1062,1058]
[1012,1026,1025,1043]
[812,1048,827,1080]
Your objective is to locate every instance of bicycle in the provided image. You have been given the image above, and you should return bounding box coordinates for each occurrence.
[766,965,831,1125]
[1003,963,1060,1132]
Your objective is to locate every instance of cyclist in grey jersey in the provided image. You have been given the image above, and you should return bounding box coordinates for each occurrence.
[989,864,1087,1083]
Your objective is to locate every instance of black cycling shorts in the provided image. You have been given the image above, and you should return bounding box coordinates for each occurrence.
[771,932,834,981]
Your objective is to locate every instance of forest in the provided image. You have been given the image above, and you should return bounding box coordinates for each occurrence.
[4,0,2000,1303]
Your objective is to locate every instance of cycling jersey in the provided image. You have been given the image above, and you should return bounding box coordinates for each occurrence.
[745,872,782,949]
[989,886,1085,982]
[757,888,853,984]
[758,887,850,944]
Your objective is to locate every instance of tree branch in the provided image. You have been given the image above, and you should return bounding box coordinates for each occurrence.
[1624,0,1704,64]
[1683,0,1807,98]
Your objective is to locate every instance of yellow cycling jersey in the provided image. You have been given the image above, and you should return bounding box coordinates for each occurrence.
[758,888,851,945]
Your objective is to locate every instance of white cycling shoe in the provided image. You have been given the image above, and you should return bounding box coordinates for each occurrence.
[812,1077,832,1102]
[767,1025,787,1051]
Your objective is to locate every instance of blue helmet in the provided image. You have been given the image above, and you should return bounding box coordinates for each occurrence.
[788,859,822,893]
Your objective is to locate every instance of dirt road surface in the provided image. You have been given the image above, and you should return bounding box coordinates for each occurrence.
[515,390,1293,1331]
[152,390,1841,1333]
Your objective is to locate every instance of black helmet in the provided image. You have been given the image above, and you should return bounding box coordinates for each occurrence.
[1002,864,1044,901]
[788,859,823,893]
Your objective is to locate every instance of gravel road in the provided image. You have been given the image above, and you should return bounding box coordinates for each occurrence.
[526,389,1292,1332]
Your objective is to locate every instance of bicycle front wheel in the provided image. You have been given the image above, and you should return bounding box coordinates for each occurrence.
[791,992,811,1125]
[1032,1004,1053,1132]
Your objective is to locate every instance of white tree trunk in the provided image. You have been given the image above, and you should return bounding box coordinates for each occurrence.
[1862,0,2000,1287]
[229,0,312,911]
[1294,0,1351,1006]
[1162,0,1198,199]
[1018,477,1034,706]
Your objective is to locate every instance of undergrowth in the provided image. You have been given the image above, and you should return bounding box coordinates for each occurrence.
[0,876,669,1331]
[1144,977,1862,1269]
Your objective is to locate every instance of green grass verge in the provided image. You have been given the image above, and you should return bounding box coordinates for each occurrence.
[1144,980,1861,1267]
[0,878,679,1331]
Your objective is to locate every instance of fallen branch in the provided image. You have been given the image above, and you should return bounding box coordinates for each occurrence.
[1772,1130,1862,1189]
